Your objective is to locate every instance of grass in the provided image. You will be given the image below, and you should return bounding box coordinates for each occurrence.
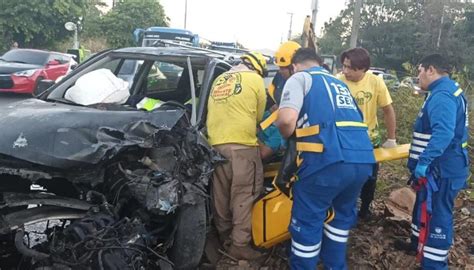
[376,85,473,198]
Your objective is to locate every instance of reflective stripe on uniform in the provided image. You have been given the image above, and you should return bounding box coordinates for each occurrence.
[412,139,429,147]
[462,142,468,148]
[423,246,449,261]
[268,83,276,102]
[291,240,321,258]
[295,125,320,137]
[335,121,367,128]
[260,110,279,130]
[410,145,426,153]
[296,142,324,153]
[324,224,349,236]
[411,224,420,237]
[409,153,420,159]
[413,132,432,140]
[453,88,463,97]
[323,224,349,243]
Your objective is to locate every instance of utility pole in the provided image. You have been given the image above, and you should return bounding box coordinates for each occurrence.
[350,0,363,48]
[311,0,318,30]
[287,12,294,41]
[184,0,188,29]
[436,4,446,48]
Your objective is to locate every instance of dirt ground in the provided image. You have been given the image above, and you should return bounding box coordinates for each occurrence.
[209,164,474,270]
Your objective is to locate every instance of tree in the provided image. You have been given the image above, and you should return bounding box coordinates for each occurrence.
[318,0,474,75]
[0,0,92,53]
[100,0,169,48]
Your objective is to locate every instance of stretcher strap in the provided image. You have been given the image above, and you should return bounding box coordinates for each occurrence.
[260,110,278,130]
[414,175,438,262]
[296,142,324,153]
[295,125,320,138]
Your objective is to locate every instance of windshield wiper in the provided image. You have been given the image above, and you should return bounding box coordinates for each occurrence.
[46,97,77,105]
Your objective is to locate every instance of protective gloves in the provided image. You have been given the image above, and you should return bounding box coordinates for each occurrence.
[414,163,428,179]
[382,138,397,148]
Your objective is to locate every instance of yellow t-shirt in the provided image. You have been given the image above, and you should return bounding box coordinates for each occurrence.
[206,71,266,146]
[338,72,392,143]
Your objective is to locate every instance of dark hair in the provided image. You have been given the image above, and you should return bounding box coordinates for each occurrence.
[340,48,371,71]
[291,48,322,65]
[419,54,450,74]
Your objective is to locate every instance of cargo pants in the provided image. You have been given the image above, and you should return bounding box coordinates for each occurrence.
[212,143,264,247]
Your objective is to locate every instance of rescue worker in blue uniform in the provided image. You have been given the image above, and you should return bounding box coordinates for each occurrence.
[398,54,469,269]
[268,41,301,107]
[276,48,376,269]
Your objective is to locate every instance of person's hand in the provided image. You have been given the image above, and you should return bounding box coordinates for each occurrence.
[415,164,428,179]
[382,138,397,148]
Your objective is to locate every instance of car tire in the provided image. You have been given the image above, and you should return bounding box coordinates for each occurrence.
[32,76,45,97]
[169,197,207,270]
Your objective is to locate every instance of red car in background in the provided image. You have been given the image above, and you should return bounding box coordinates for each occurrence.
[0,49,75,94]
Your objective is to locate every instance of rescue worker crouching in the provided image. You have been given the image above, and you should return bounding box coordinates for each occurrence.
[276,48,375,269]
[395,54,469,270]
[206,52,268,260]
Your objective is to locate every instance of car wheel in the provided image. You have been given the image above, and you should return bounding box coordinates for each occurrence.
[32,76,45,96]
[169,197,207,270]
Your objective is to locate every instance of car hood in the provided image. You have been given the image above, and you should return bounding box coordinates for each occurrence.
[0,62,43,74]
[0,99,186,169]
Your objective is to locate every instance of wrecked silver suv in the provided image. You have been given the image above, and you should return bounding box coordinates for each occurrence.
[0,47,232,269]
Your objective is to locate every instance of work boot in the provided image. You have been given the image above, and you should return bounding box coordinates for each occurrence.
[228,244,266,261]
[358,207,372,221]
[393,239,417,256]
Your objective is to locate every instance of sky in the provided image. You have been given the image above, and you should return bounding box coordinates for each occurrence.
[159,0,348,52]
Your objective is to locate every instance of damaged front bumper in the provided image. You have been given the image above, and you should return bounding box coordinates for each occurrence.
[0,99,223,269]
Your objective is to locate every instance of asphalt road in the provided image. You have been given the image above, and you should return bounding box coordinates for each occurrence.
[0,93,31,106]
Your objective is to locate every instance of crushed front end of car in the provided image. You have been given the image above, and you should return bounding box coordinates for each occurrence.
[0,99,221,269]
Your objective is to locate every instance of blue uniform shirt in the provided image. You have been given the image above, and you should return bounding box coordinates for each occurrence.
[407,76,469,180]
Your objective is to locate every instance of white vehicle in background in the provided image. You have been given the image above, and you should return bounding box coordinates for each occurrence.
[368,68,401,91]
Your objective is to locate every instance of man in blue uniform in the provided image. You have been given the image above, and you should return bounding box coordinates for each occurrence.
[399,54,469,269]
[276,48,376,269]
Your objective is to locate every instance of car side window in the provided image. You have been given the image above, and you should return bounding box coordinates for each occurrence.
[146,61,183,94]
[48,54,69,64]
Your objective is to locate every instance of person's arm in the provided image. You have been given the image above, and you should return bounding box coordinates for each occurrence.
[256,80,267,123]
[418,92,457,167]
[275,73,309,139]
[377,77,397,147]
[382,104,396,140]
[259,141,274,160]
[277,108,299,138]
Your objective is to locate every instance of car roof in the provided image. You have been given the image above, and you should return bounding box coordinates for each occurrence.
[114,46,227,60]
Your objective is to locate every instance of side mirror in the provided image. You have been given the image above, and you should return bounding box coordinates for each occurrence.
[34,79,55,97]
[47,59,61,66]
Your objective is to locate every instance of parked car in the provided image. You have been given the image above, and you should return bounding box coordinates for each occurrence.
[0,49,76,94]
[368,69,400,91]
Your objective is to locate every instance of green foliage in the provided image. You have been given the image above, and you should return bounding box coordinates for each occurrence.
[0,0,91,53]
[318,1,474,76]
[318,8,352,56]
[0,0,169,53]
[100,0,168,48]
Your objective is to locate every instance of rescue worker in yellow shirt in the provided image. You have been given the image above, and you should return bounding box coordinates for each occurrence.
[338,47,397,219]
[206,52,267,260]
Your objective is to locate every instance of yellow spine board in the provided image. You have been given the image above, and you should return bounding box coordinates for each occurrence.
[252,144,410,248]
